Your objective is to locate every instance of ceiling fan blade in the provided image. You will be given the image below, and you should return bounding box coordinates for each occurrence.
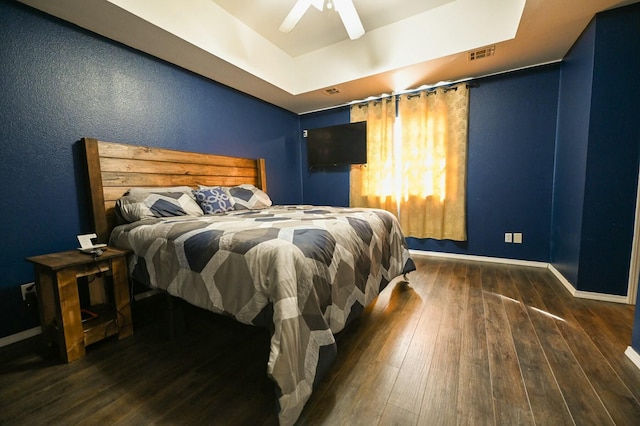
[310,0,325,12]
[279,0,314,33]
[334,0,365,40]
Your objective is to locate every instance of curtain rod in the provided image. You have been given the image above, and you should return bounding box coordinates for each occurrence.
[301,60,561,115]
[356,81,478,108]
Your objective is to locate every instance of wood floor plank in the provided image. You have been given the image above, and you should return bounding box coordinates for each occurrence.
[543,277,640,405]
[520,269,616,425]
[379,402,419,426]
[418,263,467,425]
[503,268,574,426]
[456,261,494,426]
[481,265,535,425]
[345,361,400,425]
[386,261,449,414]
[0,339,149,424]
[367,281,426,370]
[456,263,494,425]
[528,271,640,425]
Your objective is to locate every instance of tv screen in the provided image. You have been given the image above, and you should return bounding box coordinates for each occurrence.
[307,121,367,168]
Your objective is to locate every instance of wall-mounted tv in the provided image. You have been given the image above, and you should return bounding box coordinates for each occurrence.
[307,121,367,168]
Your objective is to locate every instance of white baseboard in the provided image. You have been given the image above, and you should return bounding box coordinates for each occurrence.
[411,249,631,304]
[409,249,548,268]
[547,263,630,304]
[0,326,41,349]
[625,346,640,371]
[547,263,581,299]
[573,289,630,304]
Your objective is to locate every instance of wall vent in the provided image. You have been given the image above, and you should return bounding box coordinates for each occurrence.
[324,87,340,95]
[469,45,495,61]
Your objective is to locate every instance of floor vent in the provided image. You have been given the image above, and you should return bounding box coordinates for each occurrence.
[324,87,340,95]
[469,45,495,61]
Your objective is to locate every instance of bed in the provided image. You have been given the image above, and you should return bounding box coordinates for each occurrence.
[82,137,415,425]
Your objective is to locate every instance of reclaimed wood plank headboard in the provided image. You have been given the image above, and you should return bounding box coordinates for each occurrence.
[83,137,267,243]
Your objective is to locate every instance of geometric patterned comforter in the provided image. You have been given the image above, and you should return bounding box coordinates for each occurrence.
[109,205,415,425]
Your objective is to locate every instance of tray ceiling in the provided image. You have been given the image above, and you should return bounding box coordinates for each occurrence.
[18,0,640,113]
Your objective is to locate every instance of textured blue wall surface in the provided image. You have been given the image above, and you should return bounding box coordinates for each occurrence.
[552,3,640,297]
[551,21,595,286]
[0,1,300,337]
[577,4,640,295]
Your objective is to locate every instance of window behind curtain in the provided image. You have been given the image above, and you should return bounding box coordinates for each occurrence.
[350,85,469,240]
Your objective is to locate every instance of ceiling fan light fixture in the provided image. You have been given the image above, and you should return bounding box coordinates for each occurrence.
[279,0,364,40]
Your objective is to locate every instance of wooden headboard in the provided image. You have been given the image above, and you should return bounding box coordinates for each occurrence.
[83,137,267,243]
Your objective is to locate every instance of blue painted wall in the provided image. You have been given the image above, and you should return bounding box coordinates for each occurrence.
[578,5,640,295]
[552,3,640,297]
[301,66,560,264]
[0,1,300,338]
[550,22,595,286]
[577,3,640,353]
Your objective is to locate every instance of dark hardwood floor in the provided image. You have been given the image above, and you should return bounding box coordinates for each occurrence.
[1,256,640,425]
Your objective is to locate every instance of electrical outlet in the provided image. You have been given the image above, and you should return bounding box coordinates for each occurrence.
[21,282,35,301]
[513,233,523,244]
[504,232,513,243]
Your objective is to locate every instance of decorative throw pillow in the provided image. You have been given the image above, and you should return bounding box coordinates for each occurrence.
[228,184,272,210]
[193,187,235,214]
[116,192,203,222]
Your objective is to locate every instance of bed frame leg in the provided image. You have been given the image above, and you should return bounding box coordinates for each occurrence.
[164,293,187,340]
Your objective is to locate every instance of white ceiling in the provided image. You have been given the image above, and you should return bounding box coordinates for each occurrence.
[18,0,640,114]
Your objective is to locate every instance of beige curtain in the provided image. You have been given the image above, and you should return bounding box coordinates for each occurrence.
[350,85,469,240]
[349,96,397,213]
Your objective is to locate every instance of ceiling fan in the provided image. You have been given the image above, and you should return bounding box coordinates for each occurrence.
[279,0,365,40]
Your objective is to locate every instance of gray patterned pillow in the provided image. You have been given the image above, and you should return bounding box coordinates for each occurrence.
[127,186,195,199]
[116,192,204,222]
[229,184,272,210]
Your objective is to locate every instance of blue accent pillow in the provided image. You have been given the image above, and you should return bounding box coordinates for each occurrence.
[193,187,235,214]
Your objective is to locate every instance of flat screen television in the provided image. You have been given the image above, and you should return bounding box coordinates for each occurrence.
[307,121,367,168]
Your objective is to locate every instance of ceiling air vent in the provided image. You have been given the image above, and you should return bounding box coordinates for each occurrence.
[469,45,495,61]
[324,87,340,95]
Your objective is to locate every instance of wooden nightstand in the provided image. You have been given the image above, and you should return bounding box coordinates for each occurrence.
[26,247,133,362]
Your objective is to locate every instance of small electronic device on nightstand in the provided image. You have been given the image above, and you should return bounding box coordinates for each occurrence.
[76,233,107,255]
